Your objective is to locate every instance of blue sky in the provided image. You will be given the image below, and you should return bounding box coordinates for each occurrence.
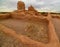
[0,0,60,12]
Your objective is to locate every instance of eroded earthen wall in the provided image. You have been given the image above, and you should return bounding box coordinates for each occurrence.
[0,14,10,19]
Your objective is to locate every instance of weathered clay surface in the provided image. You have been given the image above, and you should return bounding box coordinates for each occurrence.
[0,1,60,47]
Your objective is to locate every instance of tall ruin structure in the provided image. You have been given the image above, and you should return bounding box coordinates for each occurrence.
[28,5,37,12]
[17,1,25,11]
[11,1,40,19]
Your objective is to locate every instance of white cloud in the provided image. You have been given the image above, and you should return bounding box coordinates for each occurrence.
[0,0,60,12]
[51,0,60,4]
[38,1,45,5]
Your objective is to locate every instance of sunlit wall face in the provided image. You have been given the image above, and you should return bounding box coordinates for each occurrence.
[0,0,60,12]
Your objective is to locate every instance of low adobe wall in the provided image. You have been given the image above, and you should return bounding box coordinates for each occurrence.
[11,11,45,20]
[11,11,26,19]
[51,14,60,19]
[0,13,11,19]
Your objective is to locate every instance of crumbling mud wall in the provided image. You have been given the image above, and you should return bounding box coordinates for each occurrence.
[51,13,60,19]
[0,1,60,47]
[11,11,26,19]
[0,8,60,47]
[0,15,60,47]
[0,13,11,19]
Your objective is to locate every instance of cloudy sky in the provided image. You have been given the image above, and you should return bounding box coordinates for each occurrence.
[0,0,60,12]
